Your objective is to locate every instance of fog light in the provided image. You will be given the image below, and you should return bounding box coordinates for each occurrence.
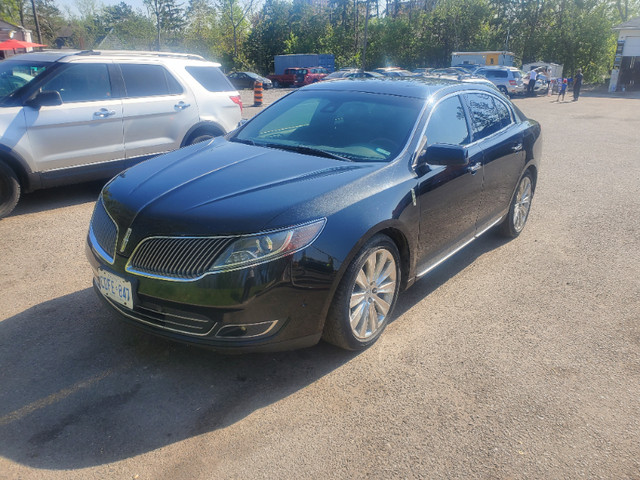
[216,320,279,339]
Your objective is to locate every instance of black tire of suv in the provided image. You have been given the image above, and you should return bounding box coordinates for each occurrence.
[188,134,215,145]
[0,161,20,219]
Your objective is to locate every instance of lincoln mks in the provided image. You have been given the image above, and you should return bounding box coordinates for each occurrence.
[86,78,541,352]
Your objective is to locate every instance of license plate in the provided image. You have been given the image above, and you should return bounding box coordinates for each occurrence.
[98,269,133,309]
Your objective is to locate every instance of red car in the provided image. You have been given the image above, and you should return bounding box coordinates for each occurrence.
[294,67,329,86]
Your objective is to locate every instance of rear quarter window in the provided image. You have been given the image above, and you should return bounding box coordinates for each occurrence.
[185,66,235,92]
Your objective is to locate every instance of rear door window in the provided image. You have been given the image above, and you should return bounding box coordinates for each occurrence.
[466,93,505,140]
[185,66,235,92]
[119,64,183,97]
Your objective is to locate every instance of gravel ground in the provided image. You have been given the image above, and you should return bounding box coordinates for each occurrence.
[0,87,639,479]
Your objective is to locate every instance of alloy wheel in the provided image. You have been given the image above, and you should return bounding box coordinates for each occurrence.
[513,176,532,233]
[349,249,397,340]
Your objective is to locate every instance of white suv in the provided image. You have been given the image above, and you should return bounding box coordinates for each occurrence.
[0,50,243,218]
[474,66,524,97]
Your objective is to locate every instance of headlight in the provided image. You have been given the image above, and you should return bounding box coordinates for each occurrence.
[210,219,326,272]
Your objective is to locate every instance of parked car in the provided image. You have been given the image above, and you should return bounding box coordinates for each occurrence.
[429,67,470,76]
[227,71,273,89]
[343,71,384,79]
[374,67,413,77]
[266,67,300,87]
[474,66,524,97]
[322,70,356,80]
[293,67,330,86]
[0,50,242,218]
[86,77,542,353]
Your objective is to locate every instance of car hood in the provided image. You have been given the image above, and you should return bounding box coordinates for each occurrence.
[102,138,379,247]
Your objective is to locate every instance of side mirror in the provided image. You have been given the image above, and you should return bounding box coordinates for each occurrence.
[418,143,469,168]
[26,90,63,109]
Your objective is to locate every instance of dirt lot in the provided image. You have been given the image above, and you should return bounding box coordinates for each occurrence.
[1,87,639,479]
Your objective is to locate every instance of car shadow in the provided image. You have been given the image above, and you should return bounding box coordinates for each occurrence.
[393,230,510,319]
[9,180,106,217]
[0,231,509,470]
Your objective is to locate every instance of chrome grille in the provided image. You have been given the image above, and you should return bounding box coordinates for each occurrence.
[90,199,118,262]
[127,236,234,280]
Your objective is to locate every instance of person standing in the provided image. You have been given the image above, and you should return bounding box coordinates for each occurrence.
[573,69,583,101]
[527,68,538,96]
[557,78,568,101]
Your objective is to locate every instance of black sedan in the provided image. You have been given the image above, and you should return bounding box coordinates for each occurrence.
[227,71,272,89]
[86,78,541,352]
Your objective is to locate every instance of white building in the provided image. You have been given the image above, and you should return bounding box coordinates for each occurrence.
[610,17,640,92]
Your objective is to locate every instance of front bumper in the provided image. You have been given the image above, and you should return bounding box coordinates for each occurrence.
[86,239,336,352]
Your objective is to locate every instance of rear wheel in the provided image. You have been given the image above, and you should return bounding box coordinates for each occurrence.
[498,85,509,96]
[273,80,280,88]
[0,161,20,219]
[323,234,401,350]
[188,134,215,145]
[499,171,534,238]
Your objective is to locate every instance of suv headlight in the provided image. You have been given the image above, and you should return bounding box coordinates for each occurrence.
[210,219,326,272]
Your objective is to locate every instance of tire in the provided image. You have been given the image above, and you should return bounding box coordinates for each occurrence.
[0,161,20,219]
[498,85,508,96]
[187,133,215,145]
[322,234,401,350]
[498,171,534,238]
[273,80,280,88]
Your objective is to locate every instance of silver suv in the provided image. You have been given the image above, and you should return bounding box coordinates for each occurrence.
[474,66,524,97]
[0,50,243,218]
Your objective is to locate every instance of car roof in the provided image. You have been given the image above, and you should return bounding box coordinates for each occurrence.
[302,76,498,99]
[7,49,218,65]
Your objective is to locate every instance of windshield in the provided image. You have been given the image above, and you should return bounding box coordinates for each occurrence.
[232,89,423,162]
[0,60,51,101]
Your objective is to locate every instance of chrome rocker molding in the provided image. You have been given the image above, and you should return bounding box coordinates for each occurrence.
[416,215,504,279]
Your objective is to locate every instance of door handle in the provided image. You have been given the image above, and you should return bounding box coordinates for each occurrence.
[175,101,191,110]
[94,108,116,118]
[468,162,482,173]
[512,143,523,152]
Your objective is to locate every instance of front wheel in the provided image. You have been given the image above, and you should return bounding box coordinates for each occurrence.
[323,234,401,350]
[498,171,534,238]
[0,161,20,219]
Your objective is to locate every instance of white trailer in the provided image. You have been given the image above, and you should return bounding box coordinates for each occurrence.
[522,62,563,79]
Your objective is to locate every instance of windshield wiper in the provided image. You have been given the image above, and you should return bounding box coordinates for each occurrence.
[258,142,352,162]
[230,138,256,146]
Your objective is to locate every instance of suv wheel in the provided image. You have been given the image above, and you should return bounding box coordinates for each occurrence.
[498,85,509,96]
[188,134,215,145]
[0,162,20,219]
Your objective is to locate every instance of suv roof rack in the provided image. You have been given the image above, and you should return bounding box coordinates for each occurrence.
[75,50,205,61]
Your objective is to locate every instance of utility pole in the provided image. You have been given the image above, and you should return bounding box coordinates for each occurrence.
[361,0,369,70]
[30,0,42,44]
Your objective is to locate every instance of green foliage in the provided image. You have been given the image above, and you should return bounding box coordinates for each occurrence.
[0,0,23,25]
[16,0,626,83]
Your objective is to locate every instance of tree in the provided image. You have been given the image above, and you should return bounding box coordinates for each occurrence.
[217,0,254,63]
[144,0,186,49]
